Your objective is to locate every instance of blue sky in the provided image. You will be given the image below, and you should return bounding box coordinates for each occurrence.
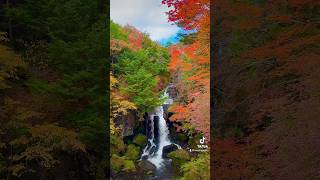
[110,0,180,46]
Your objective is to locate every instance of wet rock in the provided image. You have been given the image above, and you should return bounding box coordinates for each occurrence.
[145,113,152,139]
[137,160,156,174]
[166,84,178,98]
[116,110,139,137]
[141,155,148,160]
[150,145,157,154]
[162,144,179,158]
[133,134,147,147]
[153,116,159,143]
[163,104,170,119]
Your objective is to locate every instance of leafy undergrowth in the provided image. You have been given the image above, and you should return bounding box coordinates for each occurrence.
[212,0,320,179]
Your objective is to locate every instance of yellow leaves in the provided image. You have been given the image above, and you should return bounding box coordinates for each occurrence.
[10,137,29,146]
[29,124,86,152]
[110,72,137,134]
[0,32,9,42]
[110,72,118,89]
[0,45,24,68]
[110,120,118,135]
[6,124,85,176]
[115,99,137,113]
[15,107,44,122]
[0,44,25,90]
[7,164,33,177]
[15,146,59,168]
[3,97,44,122]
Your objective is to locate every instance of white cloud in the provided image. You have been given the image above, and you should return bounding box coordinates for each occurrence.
[110,0,179,41]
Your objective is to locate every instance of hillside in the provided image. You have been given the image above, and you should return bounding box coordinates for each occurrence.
[212,0,320,179]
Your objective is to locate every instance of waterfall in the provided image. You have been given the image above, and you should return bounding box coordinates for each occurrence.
[140,85,181,168]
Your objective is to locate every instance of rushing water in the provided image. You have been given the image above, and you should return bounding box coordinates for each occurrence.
[140,85,180,168]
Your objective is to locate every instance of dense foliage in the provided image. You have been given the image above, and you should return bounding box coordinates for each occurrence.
[162,0,210,139]
[0,0,107,179]
[212,0,320,179]
[109,21,170,175]
[161,0,211,179]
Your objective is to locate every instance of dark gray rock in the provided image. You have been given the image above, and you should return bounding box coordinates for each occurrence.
[153,116,159,143]
[115,110,139,137]
[150,145,157,155]
[141,155,148,160]
[162,144,179,158]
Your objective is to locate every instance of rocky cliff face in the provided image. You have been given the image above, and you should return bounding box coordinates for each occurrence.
[116,110,140,137]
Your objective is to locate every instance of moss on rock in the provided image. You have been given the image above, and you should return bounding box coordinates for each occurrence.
[123,160,136,172]
[110,135,125,154]
[133,134,147,147]
[110,154,125,173]
[168,149,190,169]
[125,144,140,160]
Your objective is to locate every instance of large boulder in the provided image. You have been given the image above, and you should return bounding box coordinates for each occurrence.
[162,144,179,158]
[137,160,156,175]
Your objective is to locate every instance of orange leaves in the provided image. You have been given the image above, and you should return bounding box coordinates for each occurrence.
[124,25,144,51]
[244,33,320,61]
[168,46,183,71]
[162,0,210,30]
[168,43,209,73]
[167,43,210,136]
[163,0,210,139]
[187,72,209,87]
[169,83,210,139]
[169,104,190,121]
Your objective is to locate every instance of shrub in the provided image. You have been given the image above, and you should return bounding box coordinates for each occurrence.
[123,160,136,172]
[110,154,125,173]
[110,135,126,154]
[168,149,190,169]
[124,144,140,160]
[132,134,147,147]
[180,153,210,180]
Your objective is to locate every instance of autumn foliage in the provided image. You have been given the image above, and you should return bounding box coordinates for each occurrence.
[124,25,144,51]
[212,0,320,179]
[162,0,210,138]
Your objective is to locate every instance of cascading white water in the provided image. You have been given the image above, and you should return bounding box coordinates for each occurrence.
[140,85,181,168]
